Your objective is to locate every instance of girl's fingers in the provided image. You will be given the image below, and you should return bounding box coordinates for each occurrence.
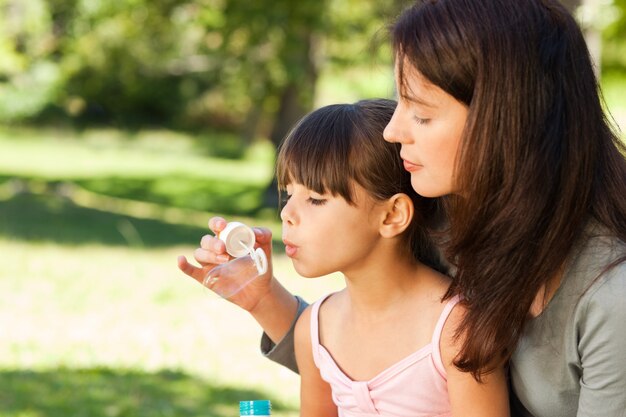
[200,234,226,252]
[208,217,227,234]
[252,227,273,243]
[177,256,203,281]
[194,247,229,264]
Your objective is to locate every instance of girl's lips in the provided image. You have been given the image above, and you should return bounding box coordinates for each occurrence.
[285,245,298,257]
[283,239,298,257]
[403,159,422,172]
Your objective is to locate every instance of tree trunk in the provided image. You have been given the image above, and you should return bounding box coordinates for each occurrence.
[262,17,322,209]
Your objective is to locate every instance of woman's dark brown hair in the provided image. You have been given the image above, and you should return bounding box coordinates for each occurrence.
[276,98,447,273]
[392,0,626,378]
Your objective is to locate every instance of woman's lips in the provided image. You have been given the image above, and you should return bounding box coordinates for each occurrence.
[403,159,422,172]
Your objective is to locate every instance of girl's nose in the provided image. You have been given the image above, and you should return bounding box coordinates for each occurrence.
[280,199,296,226]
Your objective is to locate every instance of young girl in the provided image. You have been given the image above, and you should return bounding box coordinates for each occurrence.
[180,99,510,417]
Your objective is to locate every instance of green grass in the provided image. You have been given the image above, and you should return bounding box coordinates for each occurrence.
[0,127,344,416]
[0,368,291,417]
[0,196,342,416]
[0,192,205,247]
[0,126,276,216]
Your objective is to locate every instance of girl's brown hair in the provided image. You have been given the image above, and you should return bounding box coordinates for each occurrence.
[276,99,447,273]
[392,0,626,378]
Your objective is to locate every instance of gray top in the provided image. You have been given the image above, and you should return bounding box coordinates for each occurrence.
[510,228,626,417]
[260,295,308,374]
[261,228,626,417]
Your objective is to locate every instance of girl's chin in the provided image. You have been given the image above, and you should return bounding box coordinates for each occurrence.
[292,262,325,279]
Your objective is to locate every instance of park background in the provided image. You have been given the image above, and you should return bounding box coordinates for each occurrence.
[0,0,624,416]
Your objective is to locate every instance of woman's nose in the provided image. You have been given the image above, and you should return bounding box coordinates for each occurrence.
[383,112,402,144]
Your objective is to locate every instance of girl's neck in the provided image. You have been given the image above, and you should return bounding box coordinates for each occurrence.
[341,247,426,317]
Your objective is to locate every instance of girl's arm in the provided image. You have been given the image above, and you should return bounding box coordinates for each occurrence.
[441,306,510,417]
[294,306,338,417]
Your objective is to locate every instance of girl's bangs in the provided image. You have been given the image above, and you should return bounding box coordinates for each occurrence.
[276,108,354,201]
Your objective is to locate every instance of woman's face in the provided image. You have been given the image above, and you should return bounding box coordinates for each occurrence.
[384,63,468,197]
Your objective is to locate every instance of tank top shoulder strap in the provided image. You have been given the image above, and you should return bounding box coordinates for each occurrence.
[309,292,334,368]
[431,294,462,379]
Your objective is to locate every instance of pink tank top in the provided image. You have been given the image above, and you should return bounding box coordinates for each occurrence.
[310,294,461,417]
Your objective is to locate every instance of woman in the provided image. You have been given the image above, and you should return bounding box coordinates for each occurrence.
[179,1,626,416]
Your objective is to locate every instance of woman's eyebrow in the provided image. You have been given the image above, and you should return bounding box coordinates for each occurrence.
[399,92,436,108]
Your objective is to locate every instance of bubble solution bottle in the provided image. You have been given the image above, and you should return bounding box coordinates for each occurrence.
[203,222,268,299]
[240,400,271,416]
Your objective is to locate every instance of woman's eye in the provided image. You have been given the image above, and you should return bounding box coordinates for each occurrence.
[413,116,429,125]
[307,197,326,206]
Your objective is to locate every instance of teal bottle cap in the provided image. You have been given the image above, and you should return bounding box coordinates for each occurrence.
[240,400,271,415]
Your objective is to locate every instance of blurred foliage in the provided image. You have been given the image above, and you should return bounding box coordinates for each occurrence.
[602,0,626,73]
[0,0,403,137]
[0,0,61,121]
[0,0,623,136]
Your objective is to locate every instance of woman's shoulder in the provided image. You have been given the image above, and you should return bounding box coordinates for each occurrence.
[567,229,626,322]
[580,259,626,307]
[563,224,625,292]
[573,260,626,377]
[577,221,625,257]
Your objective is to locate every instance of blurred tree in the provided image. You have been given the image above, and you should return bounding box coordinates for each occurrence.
[1,0,621,145]
[0,0,405,133]
[216,0,404,148]
[216,0,327,148]
[211,0,404,206]
[0,0,63,122]
[56,0,206,126]
[600,0,626,73]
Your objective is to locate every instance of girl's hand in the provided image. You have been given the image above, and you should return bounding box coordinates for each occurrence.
[177,216,275,313]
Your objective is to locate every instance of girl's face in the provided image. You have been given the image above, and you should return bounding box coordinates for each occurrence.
[384,64,468,197]
[280,182,383,278]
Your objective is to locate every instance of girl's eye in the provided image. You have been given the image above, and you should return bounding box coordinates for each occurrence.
[307,197,327,206]
[280,194,292,207]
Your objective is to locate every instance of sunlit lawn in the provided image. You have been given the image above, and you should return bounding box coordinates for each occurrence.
[0,128,343,417]
[0,231,341,417]
[0,126,276,216]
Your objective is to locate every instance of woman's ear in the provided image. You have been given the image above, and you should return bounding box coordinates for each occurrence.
[379,193,414,238]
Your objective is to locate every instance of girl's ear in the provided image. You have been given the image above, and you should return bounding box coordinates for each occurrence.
[380,193,414,238]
